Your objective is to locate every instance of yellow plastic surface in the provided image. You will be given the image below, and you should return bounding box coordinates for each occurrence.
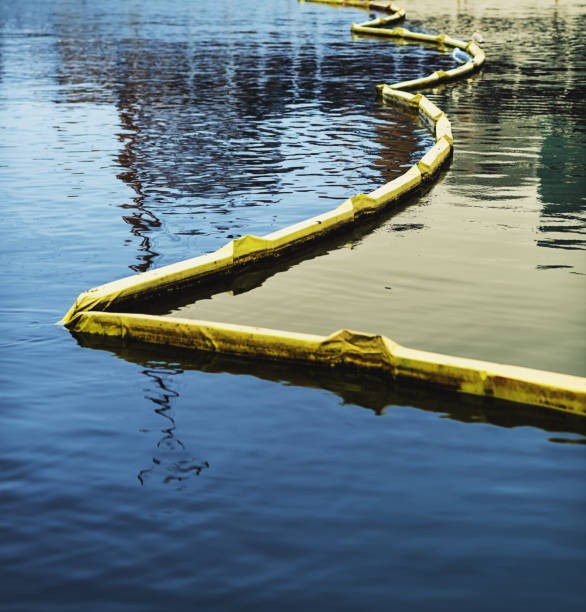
[417,137,452,180]
[67,311,586,416]
[378,85,421,108]
[435,114,453,145]
[444,63,475,79]
[443,35,468,49]
[61,3,586,415]
[368,164,422,205]
[61,246,235,325]
[418,96,444,128]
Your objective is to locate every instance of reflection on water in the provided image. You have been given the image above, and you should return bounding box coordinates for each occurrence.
[137,368,210,486]
[417,0,586,253]
[48,0,454,270]
[538,115,585,251]
[77,332,586,442]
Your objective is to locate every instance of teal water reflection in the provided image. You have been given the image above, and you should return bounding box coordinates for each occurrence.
[538,115,585,250]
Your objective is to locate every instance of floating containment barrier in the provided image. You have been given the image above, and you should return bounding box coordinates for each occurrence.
[68,312,586,416]
[60,2,586,417]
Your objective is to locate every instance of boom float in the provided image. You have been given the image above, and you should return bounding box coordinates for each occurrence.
[60,1,586,416]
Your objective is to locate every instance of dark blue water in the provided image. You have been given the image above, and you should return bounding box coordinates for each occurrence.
[1,0,584,610]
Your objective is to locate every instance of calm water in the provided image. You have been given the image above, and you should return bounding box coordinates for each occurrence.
[1,0,585,610]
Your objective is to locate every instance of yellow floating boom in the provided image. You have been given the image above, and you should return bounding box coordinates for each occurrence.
[67,312,586,416]
[60,3,586,416]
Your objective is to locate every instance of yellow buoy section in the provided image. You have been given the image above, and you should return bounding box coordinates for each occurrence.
[60,3,586,416]
[67,312,586,417]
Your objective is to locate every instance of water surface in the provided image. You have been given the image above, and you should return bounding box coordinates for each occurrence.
[0,0,584,610]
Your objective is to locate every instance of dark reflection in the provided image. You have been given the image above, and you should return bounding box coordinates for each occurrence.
[534,8,586,251]
[136,367,210,487]
[537,115,586,251]
[116,94,161,273]
[49,0,457,272]
[387,222,425,233]
[371,103,423,182]
[74,333,586,440]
